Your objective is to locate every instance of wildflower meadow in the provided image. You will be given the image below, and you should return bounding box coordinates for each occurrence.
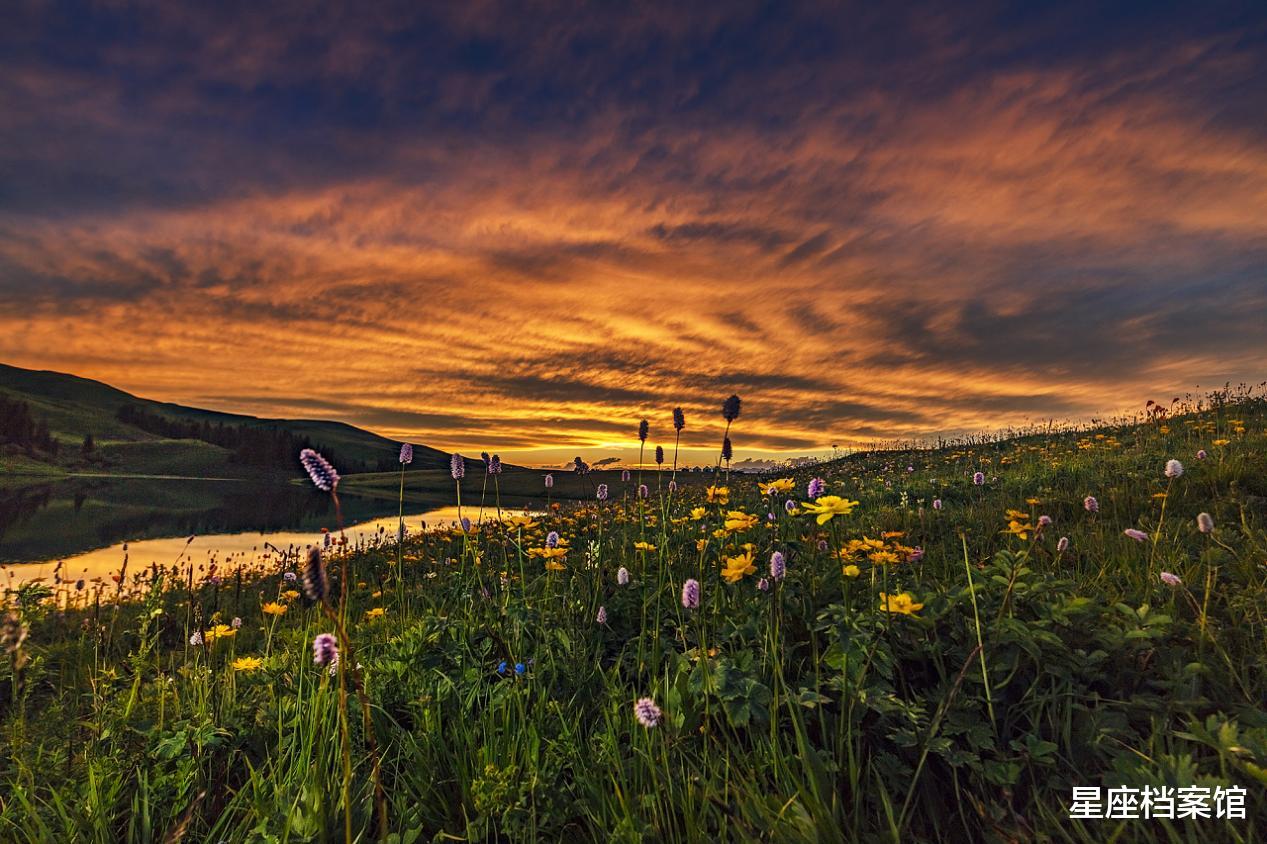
[3,389,1267,841]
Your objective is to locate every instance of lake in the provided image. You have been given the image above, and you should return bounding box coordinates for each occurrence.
[0,476,502,586]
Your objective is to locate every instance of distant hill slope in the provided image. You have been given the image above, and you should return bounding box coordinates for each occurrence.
[0,363,450,477]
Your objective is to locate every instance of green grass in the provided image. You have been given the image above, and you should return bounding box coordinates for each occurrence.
[2,394,1266,841]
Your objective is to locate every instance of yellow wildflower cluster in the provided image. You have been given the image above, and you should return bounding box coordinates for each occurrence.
[204,623,236,643]
[838,533,917,568]
[1003,509,1036,540]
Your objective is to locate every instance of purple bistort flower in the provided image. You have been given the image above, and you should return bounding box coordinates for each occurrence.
[1196,449,1207,460]
[673,407,685,431]
[769,551,786,581]
[544,473,554,489]
[489,455,503,475]
[722,394,742,422]
[1057,536,1069,553]
[1124,529,1149,542]
[785,498,797,513]
[399,443,413,464]
[299,449,340,491]
[450,453,465,480]
[621,469,630,482]
[1165,459,1184,479]
[1160,571,1182,587]
[546,531,560,548]
[807,477,825,499]
[638,419,649,442]
[617,566,630,585]
[668,480,677,493]
[1197,512,1214,533]
[932,499,943,510]
[312,632,338,666]
[757,577,770,591]
[596,606,608,624]
[655,445,664,465]
[973,471,985,486]
[597,483,609,501]
[1084,496,1099,513]
[638,484,648,499]
[634,697,662,728]
[302,546,328,602]
[681,578,700,609]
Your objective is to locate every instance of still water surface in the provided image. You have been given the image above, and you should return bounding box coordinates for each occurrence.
[0,477,485,585]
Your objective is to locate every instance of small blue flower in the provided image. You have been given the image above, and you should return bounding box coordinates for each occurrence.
[497,661,507,674]
[514,662,526,675]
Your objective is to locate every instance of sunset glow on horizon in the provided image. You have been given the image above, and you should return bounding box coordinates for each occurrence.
[3,3,1266,468]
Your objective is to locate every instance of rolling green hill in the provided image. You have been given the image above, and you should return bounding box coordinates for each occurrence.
[0,363,451,479]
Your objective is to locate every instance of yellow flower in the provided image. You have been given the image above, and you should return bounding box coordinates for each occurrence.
[801,495,859,525]
[705,485,730,505]
[723,510,758,532]
[695,538,708,552]
[879,592,923,616]
[545,560,566,572]
[231,656,263,672]
[204,624,236,642]
[842,564,861,578]
[868,550,900,566]
[281,590,300,602]
[721,550,757,583]
[759,478,795,495]
[1025,498,1041,506]
[633,541,657,552]
[1213,439,1230,446]
[502,515,539,531]
[528,546,568,560]
[261,602,287,616]
[365,607,386,620]
[1004,519,1034,540]
[690,507,708,520]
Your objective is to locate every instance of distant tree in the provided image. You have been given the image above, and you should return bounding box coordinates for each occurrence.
[0,397,59,455]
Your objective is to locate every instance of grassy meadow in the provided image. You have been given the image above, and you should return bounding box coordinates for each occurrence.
[2,391,1267,842]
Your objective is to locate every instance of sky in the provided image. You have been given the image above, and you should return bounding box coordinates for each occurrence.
[2,1,1266,468]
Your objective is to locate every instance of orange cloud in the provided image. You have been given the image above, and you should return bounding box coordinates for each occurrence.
[1,5,1265,466]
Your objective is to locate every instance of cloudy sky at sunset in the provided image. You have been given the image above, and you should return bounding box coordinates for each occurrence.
[2,1,1266,467]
